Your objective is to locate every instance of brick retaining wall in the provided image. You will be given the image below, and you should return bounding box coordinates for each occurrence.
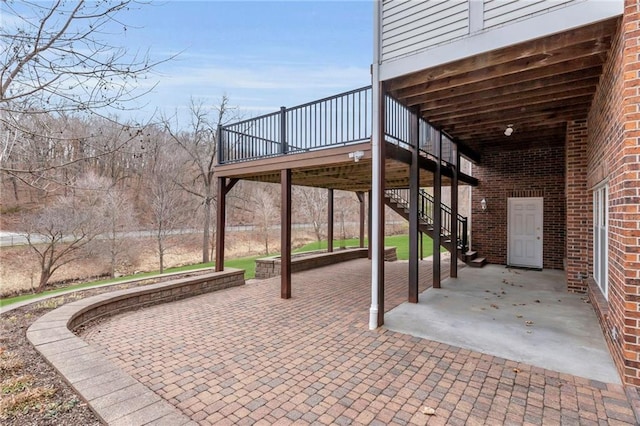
[255,247,397,279]
[27,268,245,425]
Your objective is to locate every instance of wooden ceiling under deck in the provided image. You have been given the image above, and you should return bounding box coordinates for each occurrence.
[214,142,470,192]
[386,18,619,150]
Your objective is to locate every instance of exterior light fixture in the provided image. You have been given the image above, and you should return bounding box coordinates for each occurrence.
[504,125,514,136]
[481,198,487,211]
[348,150,365,162]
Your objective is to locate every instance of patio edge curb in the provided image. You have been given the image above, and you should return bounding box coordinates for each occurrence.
[27,268,245,425]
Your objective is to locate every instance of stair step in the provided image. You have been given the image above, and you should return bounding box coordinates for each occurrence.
[469,257,487,268]
[465,250,477,261]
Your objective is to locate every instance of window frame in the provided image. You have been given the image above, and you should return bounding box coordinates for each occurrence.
[593,182,609,299]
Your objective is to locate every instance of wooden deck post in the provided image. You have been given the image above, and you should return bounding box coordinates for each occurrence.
[409,107,420,303]
[215,177,238,272]
[215,177,226,272]
[450,143,459,278]
[327,189,334,253]
[281,169,292,299]
[357,192,365,248]
[433,130,442,289]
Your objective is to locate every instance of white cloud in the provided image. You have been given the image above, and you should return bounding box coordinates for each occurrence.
[157,63,370,92]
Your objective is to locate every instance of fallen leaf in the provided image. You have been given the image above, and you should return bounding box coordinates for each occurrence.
[516,315,523,318]
[421,406,436,415]
[534,300,540,303]
[490,304,499,309]
[525,320,534,326]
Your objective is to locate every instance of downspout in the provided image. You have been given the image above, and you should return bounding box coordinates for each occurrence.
[369,0,382,330]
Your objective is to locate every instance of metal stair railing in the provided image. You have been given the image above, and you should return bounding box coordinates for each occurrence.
[385,188,468,253]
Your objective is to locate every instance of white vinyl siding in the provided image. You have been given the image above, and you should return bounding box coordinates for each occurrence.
[381,0,469,62]
[484,0,578,29]
[593,183,608,299]
[378,0,604,67]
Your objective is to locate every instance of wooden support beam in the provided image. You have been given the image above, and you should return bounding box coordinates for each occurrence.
[405,62,603,106]
[409,107,420,303]
[390,21,615,93]
[357,192,365,249]
[385,143,479,186]
[281,169,292,299]
[327,189,334,253]
[450,144,459,279]
[215,177,228,272]
[433,132,442,289]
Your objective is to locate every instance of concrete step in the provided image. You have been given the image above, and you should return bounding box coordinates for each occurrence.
[469,257,487,268]
[465,250,477,261]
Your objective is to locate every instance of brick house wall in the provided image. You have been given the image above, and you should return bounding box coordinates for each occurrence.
[585,0,640,386]
[565,120,591,293]
[471,139,566,270]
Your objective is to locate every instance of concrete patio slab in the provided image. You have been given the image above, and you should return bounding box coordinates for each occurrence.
[385,265,620,384]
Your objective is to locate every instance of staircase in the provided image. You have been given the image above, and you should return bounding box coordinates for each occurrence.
[384,189,486,267]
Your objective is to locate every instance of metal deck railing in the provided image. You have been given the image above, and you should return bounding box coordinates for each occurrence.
[218,86,372,164]
[218,85,458,166]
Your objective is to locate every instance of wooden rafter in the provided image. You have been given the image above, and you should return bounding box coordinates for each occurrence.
[385,18,619,148]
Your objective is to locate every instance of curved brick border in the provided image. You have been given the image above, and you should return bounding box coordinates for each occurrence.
[27,269,244,425]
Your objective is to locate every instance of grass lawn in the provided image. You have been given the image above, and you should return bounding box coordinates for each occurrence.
[1,234,442,308]
[295,234,440,260]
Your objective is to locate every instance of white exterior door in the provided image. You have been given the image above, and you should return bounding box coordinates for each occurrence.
[508,197,543,269]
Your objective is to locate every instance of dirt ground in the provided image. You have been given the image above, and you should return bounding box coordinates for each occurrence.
[0,272,208,425]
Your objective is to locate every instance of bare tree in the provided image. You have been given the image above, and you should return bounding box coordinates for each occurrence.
[251,185,278,255]
[0,0,165,112]
[145,148,190,273]
[0,111,149,194]
[0,0,171,188]
[22,172,109,290]
[294,186,327,243]
[103,184,137,278]
[163,96,237,263]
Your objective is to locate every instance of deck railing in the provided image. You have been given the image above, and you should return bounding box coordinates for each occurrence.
[218,85,459,166]
[385,93,455,164]
[219,86,372,164]
[386,188,468,253]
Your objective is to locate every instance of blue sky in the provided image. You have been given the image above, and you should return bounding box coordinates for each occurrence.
[119,1,373,123]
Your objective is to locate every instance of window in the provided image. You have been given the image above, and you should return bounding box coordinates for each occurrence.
[593,183,608,298]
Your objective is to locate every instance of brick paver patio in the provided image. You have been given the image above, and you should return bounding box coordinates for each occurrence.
[82,259,637,425]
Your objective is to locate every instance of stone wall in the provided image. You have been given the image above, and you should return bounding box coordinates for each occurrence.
[255,247,397,280]
[69,269,245,330]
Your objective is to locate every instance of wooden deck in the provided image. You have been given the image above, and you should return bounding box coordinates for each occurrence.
[214,141,477,191]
